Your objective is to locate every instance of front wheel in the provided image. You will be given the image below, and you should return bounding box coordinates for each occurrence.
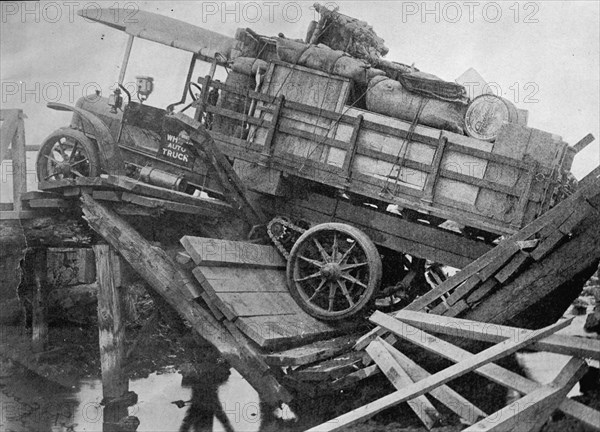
[286,223,382,321]
[36,128,100,182]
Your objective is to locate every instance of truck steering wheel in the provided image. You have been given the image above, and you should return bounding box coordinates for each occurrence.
[188,82,203,101]
[169,82,203,113]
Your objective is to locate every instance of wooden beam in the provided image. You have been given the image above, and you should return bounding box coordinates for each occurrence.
[12,113,27,212]
[306,315,569,431]
[31,248,49,353]
[392,310,600,359]
[366,339,441,430]
[94,244,128,400]
[371,312,600,431]
[81,194,291,404]
[462,357,587,432]
[377,337,486,425]
[572,133,595,153]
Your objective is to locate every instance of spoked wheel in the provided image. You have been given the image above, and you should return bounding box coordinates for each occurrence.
[36,128,100,182]
[286,223,382,321]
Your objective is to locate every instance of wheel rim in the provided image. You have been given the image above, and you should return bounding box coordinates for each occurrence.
[41,136,93,180]
[289,225,381,319]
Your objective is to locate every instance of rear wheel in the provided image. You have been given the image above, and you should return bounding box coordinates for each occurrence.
[36,128,100,182]
[286,223,382,321]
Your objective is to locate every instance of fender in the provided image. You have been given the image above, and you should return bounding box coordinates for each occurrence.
[47,102,125,175]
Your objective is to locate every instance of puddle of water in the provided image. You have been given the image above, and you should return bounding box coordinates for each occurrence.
[0,366,301,432]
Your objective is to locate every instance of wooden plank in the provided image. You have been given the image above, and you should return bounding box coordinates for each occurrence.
[263,334,359,366]
[307,316,569,431]
[94,244,127,400]
[530,230,566,261]
[262,95,284,158]
[181,236,285,268]
[378,338,487,425]
[444,275,481,307]
[463,278,498,307]
[475,246,518,281]
[342,114,364,183]
[326,364,380,391]
[27,198,72,208]
[366,339,441,430]
[197,266,288,293]
[462,357,587,432]
[235,314,343,349]
[216,292,301,317]
[92,190,123,202]
[11,113,27,212]
[20,191,61,201]
[38,177,109,191]
[573,133,595,153]
[290,351,366,382]
[421,135,447,203]
[494,252,530,283]
[0,109,20,164]
[371,312,599,431]
[392,310,600,360]
[80,194,291,404]
[120,192,226,218]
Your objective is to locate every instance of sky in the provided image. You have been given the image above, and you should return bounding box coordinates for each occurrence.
[1,0,599,200]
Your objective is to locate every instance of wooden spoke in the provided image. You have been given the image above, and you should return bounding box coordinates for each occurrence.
[44,173,58,180]
[340,262,368,271]
[313,238,331,263]
[68,141,80,162]
[295,271,322,282]
[332,233,339,262]
[43,153,60,164]
[299,255,324,268]
[56,140,68,159]
[70,159,87,168]
[337,280,355,307]
[71,169,84,177]
[341,273,368,289]
[307,278,328,302]
[338,242,356,264]
[328,282,337,312]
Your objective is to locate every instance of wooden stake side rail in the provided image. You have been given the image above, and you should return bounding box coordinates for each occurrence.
[196,75,564,235]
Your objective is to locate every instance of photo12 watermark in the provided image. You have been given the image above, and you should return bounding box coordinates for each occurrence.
[399,1,540,24]
[1,1,140,24]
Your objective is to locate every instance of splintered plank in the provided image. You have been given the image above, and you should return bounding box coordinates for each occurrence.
[366,339,441,430]
[235,315,345,348]
[290,351,366,382]
[264,334,360,366]
[392,310,600,360]
[377,338,486,425]
[462,358,587,432]
[307,317,569,431]
[181,236,286,268]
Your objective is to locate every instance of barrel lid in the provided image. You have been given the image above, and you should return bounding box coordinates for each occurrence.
[464,94,518,142]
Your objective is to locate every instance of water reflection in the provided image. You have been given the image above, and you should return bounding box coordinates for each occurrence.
[177,364,234,432]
